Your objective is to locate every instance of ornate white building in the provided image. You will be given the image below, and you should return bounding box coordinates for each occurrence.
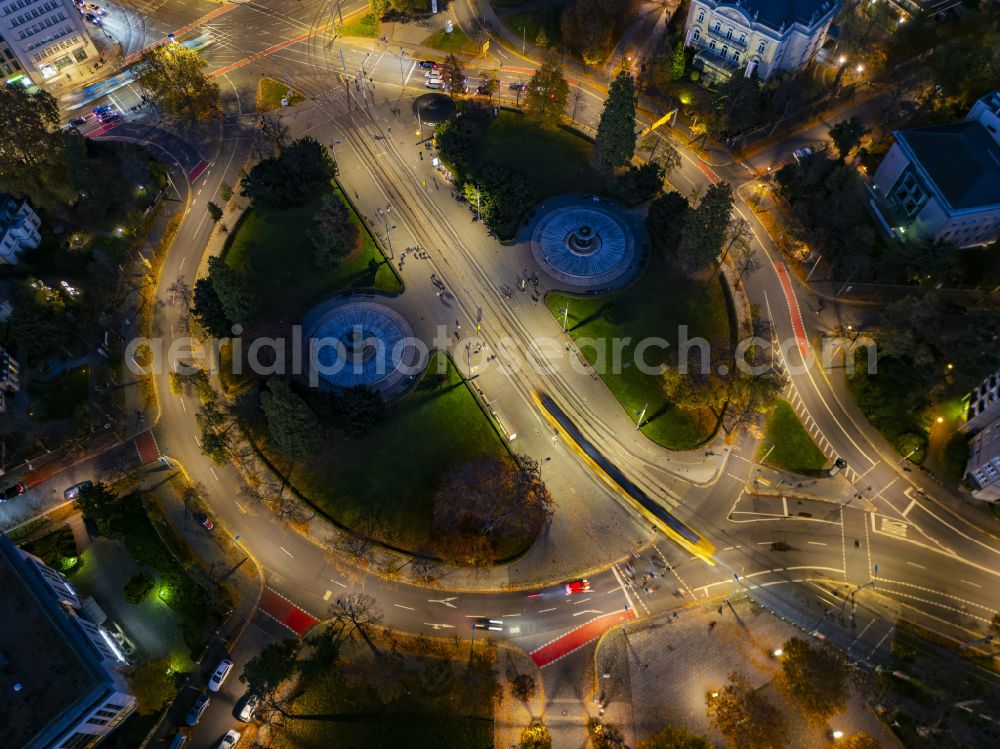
[683,0,841,81]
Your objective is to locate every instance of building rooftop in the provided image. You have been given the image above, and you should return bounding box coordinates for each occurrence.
[0,537,102,749]
[896,121,1000,210]
[727,0,840,29]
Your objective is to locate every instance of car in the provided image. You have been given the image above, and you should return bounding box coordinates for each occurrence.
[235,692,259,722]
[185,693,210,726]
[217,730,241,749]
[509,81,526,92]
[108,622,136,658]
[472,618,504,631]
[792,146,813,163]
[417,60,436,69]
[208,659,233,691]
[476,84,492,95]
[0,482,26,501]
[98,111,120,122]
[424,69,442,79]
[425,79,445,90]
[565,579,591,595]
[93,104,113,114]
[195,512,214,531]
[70,116,87,126]
[85,12,101,24]
[64,480,93,500]
[827,457,848,477]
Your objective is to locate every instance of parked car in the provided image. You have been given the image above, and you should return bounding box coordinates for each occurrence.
[424,69,442,79]
[827,457,848,477]
[791,146,813,163]
[108,622,136,658]
[417,60,437,69]
[472,618,504,631]
[217,730,241,749]
[208,659,233,691]
[85,12,101,24]
[195,512,214,531]
[509,81,526,92]
[236,692,259,722]
[167,733,188,749]
[70,116,87,126]
[425,79,445,90]
[64,480,93,500]
[565,579,591,595]
[93,104,113,114]
[185,693,210,726]
[0,482,26,501]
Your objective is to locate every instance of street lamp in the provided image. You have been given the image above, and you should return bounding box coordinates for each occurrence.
[855,64,864,74]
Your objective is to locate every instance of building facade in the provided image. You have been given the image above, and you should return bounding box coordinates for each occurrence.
[0,31,27,81]
[683,0,841,82]
[0,0,98,84]
[869,90,1000,249]
[0,193,41,264]
[0,345,19,412]
[0,534,136,749]
[959,369,1000,502]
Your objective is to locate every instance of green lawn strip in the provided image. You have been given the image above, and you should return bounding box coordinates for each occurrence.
[272,352,514,555]
[21,524,78,571]
[339,11,379,37]
[256,77,305,112]
[29,366,90,420]
[477,112,605,200]
[421,26,474,53]
[758,399,828,476]
[546,260,731,450]
[225,185,399,324]
[500,7,565,48]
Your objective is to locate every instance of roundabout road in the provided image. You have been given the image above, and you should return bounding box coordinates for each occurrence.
[77,0,998,700]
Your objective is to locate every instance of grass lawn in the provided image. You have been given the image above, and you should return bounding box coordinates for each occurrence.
[256,77,305,112]
[546,257,731,450]
[500,5,566,48]
[847,353,930,464]
[758,399,828,476]
[273,352,513,555]
[421,26,474,54]
[225,185,400,324]
[30,366,89,420]
[339,11,378,37]
[476,111,605,200]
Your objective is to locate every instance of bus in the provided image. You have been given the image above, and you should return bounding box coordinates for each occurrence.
[534,391,717,565]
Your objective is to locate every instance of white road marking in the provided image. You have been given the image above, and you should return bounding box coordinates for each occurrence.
[179,398,186,412]
[960,580,981,588]
[279,546,294,557]
[538,607,557,613]
[179,256,186,270]
[428,597,457,608]
[329,579,347,588]
[572,609,604,616]
[234,501,246,513]
[424,623,454,630]
[570,597,592,604]
[901,498,917,517]
[611,566,637,614]
[907,561,925,569]
[323,590,332,601]
[502,613,522,617]
[209,467,220,482]
[807,541,827,546]
[394,603,415,611]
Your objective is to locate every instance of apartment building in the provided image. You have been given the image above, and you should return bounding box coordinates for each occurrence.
[0,0,98,84]
[0,193,41,265]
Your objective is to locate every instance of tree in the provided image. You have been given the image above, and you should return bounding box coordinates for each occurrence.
[207,256,258,326]
[829,116,868,161]
[0,84,72,209]
[433,455,554,566]
[842,732,882,749]
[535,26,549,48]
[76,482,128,537]
[588,717,626,749]
[241,136,334,210]
[638,725,711,749]
[706,671,787,749]
[310,193,359,267]
[561,0,618,65]
[135,42,220,120]
[333,385,385,438]
[676,181,734,274]
[127,658,176,713]
[463,161,535,238]
[207,201,223,223]
[671,40,687,80]
[300,625,342,682]
[440,54,465,96]
[509,672,537,701]
[707,75,765,138]
[646,191,690,256]
[478,68,499,100]
[220,181,233,202]
[241,638,300,711]
[256,113,290,158]
[662,366,729,414]
[524,51,570,128]
[191,277,232,338]
[260,379,322,461]
[368,0,389,18]
[520,722,552,749]
[645,133,681,175]
[614,162,664,203]
[328,592,383,657]
[780,637,849,721]
[593,70,637,170]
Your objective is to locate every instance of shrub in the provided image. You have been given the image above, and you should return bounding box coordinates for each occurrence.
[123,572,156,604]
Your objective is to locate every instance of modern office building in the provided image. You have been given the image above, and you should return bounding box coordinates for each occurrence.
[683,0,841,82]
[0,193,41,264]
[0,534,136,749]
[869,90,1000,249]
[0,345,19,413]
[0,0,98,84]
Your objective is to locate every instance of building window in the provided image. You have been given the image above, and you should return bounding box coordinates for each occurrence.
[733,51,740,62]
[692,28,700,41]
[758,41,766,53]
[726,27,733,39]
[714,22,721,32]
[697,10,704,22]
[721,45,728,57]
[709,40,716,50]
